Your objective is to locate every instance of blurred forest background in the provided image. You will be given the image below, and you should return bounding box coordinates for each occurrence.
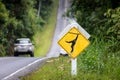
[0,0,53,56]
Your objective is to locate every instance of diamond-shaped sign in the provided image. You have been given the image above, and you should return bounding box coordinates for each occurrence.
[58,27,90,59]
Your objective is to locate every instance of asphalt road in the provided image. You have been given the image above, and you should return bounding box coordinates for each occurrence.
[0,0,70,80]
[47,0,70,57]
[0,57,48,80]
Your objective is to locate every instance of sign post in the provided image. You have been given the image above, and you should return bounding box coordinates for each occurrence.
[58,20,90,76]
[71,58,77,76]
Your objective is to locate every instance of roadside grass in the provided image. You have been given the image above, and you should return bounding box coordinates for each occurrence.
[20,56,71,80]
[21,37,120,80]
[20,56,120,80]
[33,0,58,57]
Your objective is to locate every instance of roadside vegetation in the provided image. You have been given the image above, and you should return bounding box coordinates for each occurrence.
[67,0,120,79]
[0,0,54,56]
[21,55,120,80]
[21,0,120,80]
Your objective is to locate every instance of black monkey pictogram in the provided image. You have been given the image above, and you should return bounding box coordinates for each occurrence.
[66,33,79,53]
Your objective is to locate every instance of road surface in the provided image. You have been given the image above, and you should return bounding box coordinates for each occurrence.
[0,0,70,80]
[47,0,70,57]
[0,57,47,80]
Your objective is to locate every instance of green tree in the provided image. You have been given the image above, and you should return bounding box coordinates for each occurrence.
[36,0,53,20]
[0,0,54,56]
[0,2,9,56]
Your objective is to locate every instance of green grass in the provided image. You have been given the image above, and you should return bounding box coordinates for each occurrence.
[21,56,71,80]
[33,0,59,57]
[20,56,120,80]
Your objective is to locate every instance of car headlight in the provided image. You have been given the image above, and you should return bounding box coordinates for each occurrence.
[29,47,32,50]
[14,47,17,51]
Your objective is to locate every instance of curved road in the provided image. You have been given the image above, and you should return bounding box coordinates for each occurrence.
[0,0,70,80]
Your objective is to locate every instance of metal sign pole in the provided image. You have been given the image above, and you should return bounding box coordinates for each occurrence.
[71,58,77,76]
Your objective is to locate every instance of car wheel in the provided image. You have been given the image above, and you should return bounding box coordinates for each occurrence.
[14,52,19,56]
[30,52,34,57]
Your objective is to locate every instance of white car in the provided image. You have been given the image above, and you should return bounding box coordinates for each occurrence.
[14,38,34,57]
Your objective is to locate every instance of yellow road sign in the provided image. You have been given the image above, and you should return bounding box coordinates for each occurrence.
[58,27,90,59]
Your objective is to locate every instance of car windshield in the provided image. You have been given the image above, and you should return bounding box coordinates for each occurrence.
[15,39,30,44]
[20,40,29,44]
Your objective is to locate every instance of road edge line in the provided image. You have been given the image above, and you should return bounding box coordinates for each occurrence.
[2,57,48,80]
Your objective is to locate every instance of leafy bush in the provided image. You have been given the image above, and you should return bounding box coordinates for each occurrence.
[0,44,6,56]
[104,7,120,53]
[78,37,105,73]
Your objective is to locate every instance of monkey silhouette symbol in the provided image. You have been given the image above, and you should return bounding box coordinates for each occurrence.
[66,34,79,53]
